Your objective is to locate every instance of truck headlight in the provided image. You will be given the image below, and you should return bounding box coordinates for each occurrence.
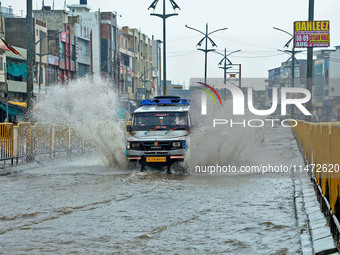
[127,142,130,149]
[172,141,182,148]
[131,142,140,149]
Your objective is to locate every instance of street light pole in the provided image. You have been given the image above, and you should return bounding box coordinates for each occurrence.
[216,48,241,84]
[39,30,42,93]
[4,63,8,122]
[186,24,228,84]
[186,23,227,115]
[215,48,240,99]
[223,48,227,85]
[148,0,180,95]
[274,27,302,118]
[204,24,208,84]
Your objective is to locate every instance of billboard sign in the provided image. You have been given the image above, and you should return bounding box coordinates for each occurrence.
[60,32,67,42]
[294,21,330,48]
[48,55,59,66]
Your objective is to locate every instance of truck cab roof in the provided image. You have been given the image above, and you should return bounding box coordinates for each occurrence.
[134,97,190,113]
[134,105,190,113]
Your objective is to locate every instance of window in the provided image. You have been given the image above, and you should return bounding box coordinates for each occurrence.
[0,57,3,70]
[72,44,76,62]
[133,112,189,131]
[61,43,65,60]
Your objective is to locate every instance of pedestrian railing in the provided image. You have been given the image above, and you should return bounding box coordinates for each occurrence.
[0,122,87,166]
[0,123,14,161]
[292,121,340,249]
[17,122,32,158]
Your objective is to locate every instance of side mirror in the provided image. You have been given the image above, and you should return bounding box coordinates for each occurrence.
[126,125,133,133]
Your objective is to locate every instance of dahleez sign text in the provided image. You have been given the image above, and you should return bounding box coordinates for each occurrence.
[294,20,330,48]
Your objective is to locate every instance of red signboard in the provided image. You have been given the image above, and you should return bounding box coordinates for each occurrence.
[294,21,330,48]
[60,32,67,42]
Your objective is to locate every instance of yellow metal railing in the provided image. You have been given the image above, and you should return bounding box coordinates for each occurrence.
[292,121,340,217]
[0,122,87,164]
[0,123,14,159]
[33,122,53,155]
[17,122,32,157]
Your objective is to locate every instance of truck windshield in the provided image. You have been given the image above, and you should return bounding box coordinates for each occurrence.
[133,112,188,131]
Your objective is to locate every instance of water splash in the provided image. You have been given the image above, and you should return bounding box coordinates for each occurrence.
[33,76,127,167]
[187,91,266,171]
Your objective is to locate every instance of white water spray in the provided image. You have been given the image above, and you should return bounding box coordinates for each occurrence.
[33,76,127,167]
[187,92,267,171]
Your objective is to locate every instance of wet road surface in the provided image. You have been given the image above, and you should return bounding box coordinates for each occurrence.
[0,127,305,254]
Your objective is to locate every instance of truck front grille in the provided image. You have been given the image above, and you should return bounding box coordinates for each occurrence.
[140,141,173,151]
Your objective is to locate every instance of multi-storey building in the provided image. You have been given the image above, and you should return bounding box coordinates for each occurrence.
[33,9,76,84]
[5,46,27,101]
[267,59,307,115]
[68,15,91,78]
[119,26,156,101]
[100,12,118,81]
[151,37,162,96]
[267,46,340,121]
[0,16,7,100]
[118,27,135,98]
[67,0,101,76]
[137,31,153,100]
[5,17,48,93]
[314,47,340,120]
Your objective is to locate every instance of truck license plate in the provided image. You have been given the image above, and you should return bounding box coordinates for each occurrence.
[146,157,166,162]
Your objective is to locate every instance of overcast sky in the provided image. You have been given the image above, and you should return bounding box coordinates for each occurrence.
[4,0,340,87]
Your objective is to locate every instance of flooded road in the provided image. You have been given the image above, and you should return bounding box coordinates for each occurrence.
[0,126,305,254]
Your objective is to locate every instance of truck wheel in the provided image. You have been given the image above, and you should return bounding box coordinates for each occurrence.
[141,164,145,172]
[166,165,171,174]
[127,161,138,171]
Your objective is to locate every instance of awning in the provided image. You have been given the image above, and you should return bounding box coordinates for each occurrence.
[7,62,27,78]
[8,101,27,108]
[0,104,23,116]
[0,44,10,52]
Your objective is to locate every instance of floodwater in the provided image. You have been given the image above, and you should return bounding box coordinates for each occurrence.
[0,126,305,254]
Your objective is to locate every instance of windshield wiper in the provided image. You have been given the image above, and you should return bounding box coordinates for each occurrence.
[144,127,163,134]
[165,127,179,134]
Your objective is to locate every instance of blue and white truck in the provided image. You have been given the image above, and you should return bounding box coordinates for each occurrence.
[126,96,190,173]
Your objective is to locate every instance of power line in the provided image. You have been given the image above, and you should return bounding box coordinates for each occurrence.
[167,49,197,54]
[213,35,277,50]
[216,49,278,53]
[167,34,201,43]
[167,51,200,58]
[231,53,287,58]
[167,50,289,59]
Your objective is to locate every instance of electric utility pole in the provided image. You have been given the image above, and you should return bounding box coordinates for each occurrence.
[306,0,314,120]
[148,0,180,95]
[26,0,34,118]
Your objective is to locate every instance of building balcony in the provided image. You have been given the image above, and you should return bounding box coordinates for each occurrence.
[119,48,134,57]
